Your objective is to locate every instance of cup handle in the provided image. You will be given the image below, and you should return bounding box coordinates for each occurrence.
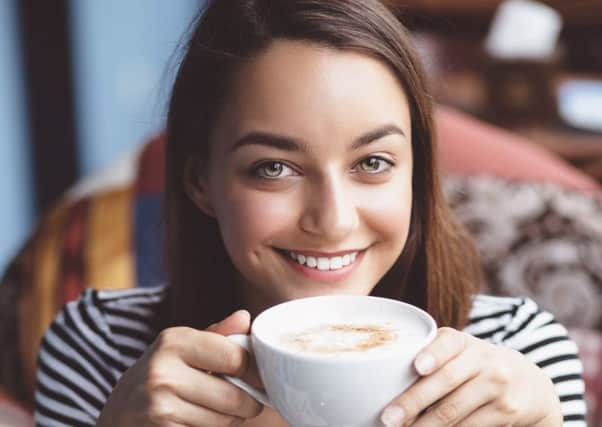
[223,334,273,408]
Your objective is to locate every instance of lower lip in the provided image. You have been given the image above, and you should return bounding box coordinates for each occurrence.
[278,250,365,283]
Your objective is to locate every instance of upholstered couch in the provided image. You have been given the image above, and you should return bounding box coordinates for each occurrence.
[1,106,600,426]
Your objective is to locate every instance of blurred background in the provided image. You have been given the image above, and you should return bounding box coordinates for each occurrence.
[0,0,202,273]
[0,0,601,273]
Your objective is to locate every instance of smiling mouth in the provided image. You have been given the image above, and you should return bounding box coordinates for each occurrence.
[275,248,362,271]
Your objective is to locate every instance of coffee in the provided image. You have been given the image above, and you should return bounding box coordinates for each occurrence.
[276,321,423,355]
[281,323,397,353]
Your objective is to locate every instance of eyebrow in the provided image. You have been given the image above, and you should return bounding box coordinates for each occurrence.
[228,124,406,153]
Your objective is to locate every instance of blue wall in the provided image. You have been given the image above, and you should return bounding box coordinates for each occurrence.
[70,0,202,175]
[0,1,202,273]
[0,0,34,273]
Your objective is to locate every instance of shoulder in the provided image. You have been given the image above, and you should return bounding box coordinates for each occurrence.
[41,285,167,371]
[62,285,167,333]
[464,294,553,345]
[465,294,583,383]
[91,285,167,319]
[34,286,168,425]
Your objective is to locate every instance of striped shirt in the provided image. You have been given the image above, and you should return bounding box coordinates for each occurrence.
[34,287,588,426]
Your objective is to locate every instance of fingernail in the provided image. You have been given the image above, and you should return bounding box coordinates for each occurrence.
[381,405,405,427]
[415,353,435,375]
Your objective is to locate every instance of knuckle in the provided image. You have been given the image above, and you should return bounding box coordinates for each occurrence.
[146,361,171,391]
[439,327,466,353]
[437,327,457,344]
[157,327,184,352]
[439,365,462,386]
[399,392,426,418]
[219,384,263,418]
[495,395,520,416]
[148,394,175,421]
[221,346,246,375]
[488,364,511,387]
[434,401,460,424]
[220,385,247,412]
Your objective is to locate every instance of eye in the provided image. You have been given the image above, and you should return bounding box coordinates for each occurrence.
[355,156,394,174]
[252,161,296,179]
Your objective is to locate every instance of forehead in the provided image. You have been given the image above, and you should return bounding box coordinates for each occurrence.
[212,39,412,147]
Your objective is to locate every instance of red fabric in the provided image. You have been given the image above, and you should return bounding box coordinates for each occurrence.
[59,198,89,304]
[0,390,33,426]
[436,106,602,195]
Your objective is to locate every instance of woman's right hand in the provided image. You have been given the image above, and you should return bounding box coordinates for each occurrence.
[97,310,264,427]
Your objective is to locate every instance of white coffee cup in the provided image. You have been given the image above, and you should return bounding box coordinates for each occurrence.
[224,295,437,427]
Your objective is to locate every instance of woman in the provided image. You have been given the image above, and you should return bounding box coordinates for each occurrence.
[34,0,586,426]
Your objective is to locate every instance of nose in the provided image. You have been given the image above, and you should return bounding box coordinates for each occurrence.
[299,174,359,241]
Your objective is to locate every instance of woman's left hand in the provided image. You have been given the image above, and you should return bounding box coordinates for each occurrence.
[381,327,563,427]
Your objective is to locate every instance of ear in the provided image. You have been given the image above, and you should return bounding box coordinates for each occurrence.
[183,158,216,217]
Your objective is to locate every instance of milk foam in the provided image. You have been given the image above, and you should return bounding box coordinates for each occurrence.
[273,319,425,356]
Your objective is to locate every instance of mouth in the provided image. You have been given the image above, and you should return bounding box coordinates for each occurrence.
[274,247,367,283]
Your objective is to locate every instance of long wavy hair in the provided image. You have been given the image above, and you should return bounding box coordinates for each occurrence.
[164,0,482,330]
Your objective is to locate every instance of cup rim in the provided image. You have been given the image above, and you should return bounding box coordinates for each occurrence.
[250,295,437,363]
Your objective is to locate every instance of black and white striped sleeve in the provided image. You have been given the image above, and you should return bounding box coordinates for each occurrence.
[466,296,587,426]
[34,287,161,427]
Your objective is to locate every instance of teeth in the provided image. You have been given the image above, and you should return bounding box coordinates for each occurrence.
[330,256,343,269]
[287,251,359,271]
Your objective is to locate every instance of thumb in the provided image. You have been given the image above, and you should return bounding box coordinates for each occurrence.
[206,310,251,336]
[208,310,264,389]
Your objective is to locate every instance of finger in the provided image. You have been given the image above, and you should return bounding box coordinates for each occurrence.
[155,327,249,377]
[148,391,244,427]
[448,403,505,427]
[162,358,263,419]
[381,342,481,426]
[206,311,262,389]
[207,310,251,336]
[413,327,470,376]
[410,376,496,427]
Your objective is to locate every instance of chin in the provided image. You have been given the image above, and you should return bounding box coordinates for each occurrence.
[283,282,375,301]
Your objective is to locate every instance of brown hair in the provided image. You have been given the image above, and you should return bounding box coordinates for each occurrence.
[164,0,481,330]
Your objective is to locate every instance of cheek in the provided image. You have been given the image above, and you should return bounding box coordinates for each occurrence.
[214,187,299,250]
[360,175,413,246]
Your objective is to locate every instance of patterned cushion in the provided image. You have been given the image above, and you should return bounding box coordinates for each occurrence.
[444,175,602,426]
[444,175,602,330]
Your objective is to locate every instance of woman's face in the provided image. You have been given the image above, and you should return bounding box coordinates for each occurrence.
[195,40,413,309]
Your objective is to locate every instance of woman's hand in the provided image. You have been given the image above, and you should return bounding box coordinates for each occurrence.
[97,310,264,427]
[380,327,563,427]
